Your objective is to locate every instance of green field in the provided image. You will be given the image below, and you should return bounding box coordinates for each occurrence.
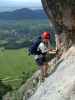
[0,48,37,89]
[0,19,55,90]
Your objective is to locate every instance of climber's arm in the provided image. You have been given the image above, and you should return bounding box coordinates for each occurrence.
[48,48,57,54]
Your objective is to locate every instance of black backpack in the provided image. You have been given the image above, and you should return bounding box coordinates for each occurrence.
[28,36,42,55]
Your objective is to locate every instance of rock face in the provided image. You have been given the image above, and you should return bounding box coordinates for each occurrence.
[29,45,75,100]
[41,0,75,49]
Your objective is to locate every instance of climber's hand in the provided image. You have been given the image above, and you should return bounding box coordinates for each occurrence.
[48,48,57,52]
[48,50,56,54]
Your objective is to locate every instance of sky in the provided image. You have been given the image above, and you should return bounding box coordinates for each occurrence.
[0,0,42,12]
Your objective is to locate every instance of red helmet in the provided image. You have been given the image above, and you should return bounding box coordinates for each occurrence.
[42,32,50,39]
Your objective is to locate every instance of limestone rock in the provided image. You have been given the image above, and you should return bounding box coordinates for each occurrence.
[29,45,75,100]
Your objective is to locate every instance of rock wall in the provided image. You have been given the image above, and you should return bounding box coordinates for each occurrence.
[29,45,75,100]
[41,0,75,49]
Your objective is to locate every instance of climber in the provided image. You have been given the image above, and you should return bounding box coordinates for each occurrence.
[28,31,57,81]
[34,32,57,81]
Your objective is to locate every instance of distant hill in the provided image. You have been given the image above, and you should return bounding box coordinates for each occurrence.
[0,8,47,20]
